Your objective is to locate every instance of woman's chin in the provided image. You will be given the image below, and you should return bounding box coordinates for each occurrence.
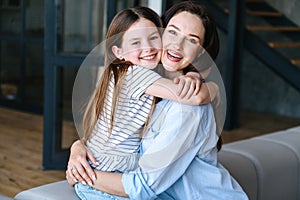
[141,61,159,69]
[162,63,180,72]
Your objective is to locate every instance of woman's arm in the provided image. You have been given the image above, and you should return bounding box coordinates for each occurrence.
[93,171,128,197]
[66,143,128,196]
[82,103,217,199]
[66,140,98,186]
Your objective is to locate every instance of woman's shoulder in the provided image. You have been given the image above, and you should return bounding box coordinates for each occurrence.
[158,100,214,120]
[163,99,213,110]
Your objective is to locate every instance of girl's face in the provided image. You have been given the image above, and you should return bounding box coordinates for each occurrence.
[161,11,205,72]
[112,18,162,69]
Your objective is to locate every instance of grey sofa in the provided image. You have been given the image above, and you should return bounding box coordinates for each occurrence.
[15,126,300,200]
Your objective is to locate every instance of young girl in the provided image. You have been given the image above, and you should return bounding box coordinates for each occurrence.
[74,6,213,200]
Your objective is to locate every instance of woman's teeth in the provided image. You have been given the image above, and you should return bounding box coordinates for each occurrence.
[168,50,182,59]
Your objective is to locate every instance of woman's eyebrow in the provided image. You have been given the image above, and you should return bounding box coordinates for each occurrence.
[169,24,180,31]
[169,24,200,40]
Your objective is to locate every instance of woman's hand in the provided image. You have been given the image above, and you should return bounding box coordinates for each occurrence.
[66,140,99,186]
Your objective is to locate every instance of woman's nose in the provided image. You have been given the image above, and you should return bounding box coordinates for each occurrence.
[173,37,184,50]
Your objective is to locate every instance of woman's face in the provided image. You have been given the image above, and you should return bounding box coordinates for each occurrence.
[112,18,162,69]
[161,11,205,72]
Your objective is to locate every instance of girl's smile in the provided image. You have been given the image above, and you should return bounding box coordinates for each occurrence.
[112,18,162,69]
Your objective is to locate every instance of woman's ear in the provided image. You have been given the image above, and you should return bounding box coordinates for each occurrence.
[112,46,123,59]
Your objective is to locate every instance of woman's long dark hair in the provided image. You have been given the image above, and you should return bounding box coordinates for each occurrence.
[162,1,219,60]
[162,1,223,151]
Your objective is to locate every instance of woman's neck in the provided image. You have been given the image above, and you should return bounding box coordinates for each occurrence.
[155,64,184,79]
[164,70,183,79]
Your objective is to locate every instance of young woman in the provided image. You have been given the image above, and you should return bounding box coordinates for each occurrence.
[72,5,216,200]
[67,2,246,200]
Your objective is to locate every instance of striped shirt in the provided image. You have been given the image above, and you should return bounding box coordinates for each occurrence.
[86,65,161,172]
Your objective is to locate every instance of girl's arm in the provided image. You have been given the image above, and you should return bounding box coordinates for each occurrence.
[145,77,205,105]
[146,72,219,106]
[184,71,220,105]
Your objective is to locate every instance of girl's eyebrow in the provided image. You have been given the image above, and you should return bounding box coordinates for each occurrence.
[169,24,200,40]
[129,30,159,41]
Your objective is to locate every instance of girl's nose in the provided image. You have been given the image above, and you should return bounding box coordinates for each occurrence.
[143,40,154,52]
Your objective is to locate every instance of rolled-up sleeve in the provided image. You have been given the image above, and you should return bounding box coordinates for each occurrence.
[122,101,218,200]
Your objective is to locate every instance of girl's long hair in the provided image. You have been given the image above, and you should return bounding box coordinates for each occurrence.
[83,7,163,142]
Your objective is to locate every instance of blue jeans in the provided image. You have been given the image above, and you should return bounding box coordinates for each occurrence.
[75,182,130,200]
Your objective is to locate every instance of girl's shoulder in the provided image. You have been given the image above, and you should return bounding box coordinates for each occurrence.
[127,65,160,77]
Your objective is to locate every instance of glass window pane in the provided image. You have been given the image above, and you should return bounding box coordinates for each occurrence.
[0,1,21,35]
[0,41,20,100]
[25,0,44,38]
[24,43,44,106]
[57,0,106,54]
[59,66,80,149]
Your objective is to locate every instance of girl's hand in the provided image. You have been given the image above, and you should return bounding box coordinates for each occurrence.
[173,72,202,99]
[206,82,220,107]
[66,140,99,186]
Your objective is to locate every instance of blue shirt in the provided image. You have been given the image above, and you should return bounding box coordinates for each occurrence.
[122,99,248,200]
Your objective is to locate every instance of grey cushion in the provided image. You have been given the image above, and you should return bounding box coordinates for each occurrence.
[14,180,79,200]
[219,136,299,200]
[0,194,14,200]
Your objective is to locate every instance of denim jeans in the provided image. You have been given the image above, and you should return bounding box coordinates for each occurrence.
[75,182,130,200]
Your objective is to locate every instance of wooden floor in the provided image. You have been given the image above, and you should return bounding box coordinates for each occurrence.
[1,106,300,198]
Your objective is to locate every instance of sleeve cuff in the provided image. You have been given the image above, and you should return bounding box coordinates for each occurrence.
[122,170,157,200]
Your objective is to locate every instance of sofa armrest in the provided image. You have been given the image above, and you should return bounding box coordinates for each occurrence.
[218,126,300,200]
[14,180,79,200]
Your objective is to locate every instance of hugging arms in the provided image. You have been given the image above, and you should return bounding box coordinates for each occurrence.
[67,1,248,200]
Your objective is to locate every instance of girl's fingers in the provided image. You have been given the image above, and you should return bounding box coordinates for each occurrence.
[176,78,184,96]
[193,79,201,95]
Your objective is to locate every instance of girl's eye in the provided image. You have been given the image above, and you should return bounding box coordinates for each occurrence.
[150,35,159,40]
[131,41,140,45]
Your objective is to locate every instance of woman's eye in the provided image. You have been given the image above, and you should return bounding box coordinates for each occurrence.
[168,29,176,35]
[188,38,198,44]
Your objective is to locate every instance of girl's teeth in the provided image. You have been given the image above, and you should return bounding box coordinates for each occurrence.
[143,55,155,60]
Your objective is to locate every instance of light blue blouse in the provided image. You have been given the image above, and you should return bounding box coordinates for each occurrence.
[122,99,248,200]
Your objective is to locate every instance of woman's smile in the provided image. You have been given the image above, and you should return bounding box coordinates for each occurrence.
[161,11,205,72]
[166,49,183,62]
